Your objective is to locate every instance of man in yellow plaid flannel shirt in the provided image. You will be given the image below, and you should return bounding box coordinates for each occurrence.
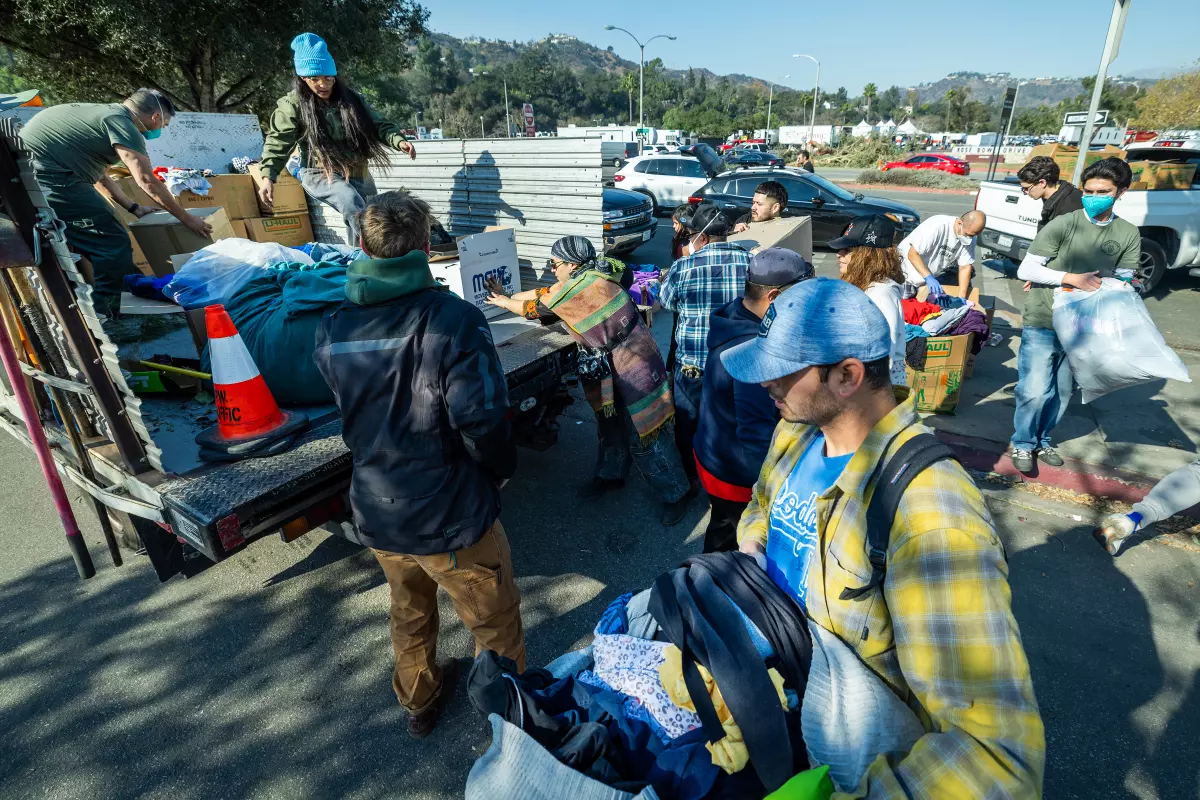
[722,276,1044,798]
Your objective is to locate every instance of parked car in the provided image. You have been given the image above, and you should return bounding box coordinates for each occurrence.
[602,187,657,255]
[880,153,970,176]
[641,144,671,155]
[688,166,920,246]
[725,150,785,168]
[613,153,720,211]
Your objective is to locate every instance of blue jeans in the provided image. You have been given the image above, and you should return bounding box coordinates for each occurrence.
[297,168,377,244]
[1011,326,1074,452]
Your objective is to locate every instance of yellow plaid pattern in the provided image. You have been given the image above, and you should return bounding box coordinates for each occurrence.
[739,400,1045,798]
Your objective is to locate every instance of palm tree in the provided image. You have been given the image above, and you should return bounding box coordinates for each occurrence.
[863,83,878,122]
[620,71,637,125]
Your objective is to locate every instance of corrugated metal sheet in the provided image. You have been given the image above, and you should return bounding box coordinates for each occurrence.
[310,137,604,288]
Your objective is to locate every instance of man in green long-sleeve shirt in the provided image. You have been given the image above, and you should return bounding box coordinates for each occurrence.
[259,33,416,244]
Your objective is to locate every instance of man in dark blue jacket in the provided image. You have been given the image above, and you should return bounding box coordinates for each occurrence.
[314,191,524,739]
[693,248,815,552]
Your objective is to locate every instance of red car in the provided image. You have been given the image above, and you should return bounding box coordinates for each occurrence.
[881,153,970,176]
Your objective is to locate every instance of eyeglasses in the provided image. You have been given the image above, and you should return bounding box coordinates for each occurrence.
[1019,181,1043,196]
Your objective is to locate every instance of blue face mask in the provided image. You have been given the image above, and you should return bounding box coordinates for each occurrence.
[144,127,163,140]
[1081,194,1116,220]
[142,93,166,140]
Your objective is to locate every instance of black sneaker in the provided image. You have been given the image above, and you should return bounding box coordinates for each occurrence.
[1037,446,1064,467]
[580,478,625,500]
[661,485,700,527]
[407,658,461,739]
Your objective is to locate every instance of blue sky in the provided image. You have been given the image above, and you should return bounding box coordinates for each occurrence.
[423,0,1198,92]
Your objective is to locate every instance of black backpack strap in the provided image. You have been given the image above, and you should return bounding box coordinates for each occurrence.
[840,433,957,601]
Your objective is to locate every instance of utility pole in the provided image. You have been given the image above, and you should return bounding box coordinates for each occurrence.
[1073,0,1131,185]
[766,75,790,141]
[606,26,676,132]
[480,116,485,138]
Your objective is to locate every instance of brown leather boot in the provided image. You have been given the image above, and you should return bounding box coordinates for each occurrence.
[407,658,461,739]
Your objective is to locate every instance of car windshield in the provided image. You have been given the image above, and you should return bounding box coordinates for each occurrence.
[801,172,856,201]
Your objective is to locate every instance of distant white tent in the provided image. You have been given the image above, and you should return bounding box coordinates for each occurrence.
[852,119,876,138]
[879,118,897,134]
[896,119,923,135]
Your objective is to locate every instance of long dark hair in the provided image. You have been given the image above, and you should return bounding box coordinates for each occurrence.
[294,76,391,178]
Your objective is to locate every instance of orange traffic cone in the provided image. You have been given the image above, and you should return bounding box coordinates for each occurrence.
[194,304,308,460]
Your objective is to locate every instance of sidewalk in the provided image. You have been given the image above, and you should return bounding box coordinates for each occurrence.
[923,261,1200,507]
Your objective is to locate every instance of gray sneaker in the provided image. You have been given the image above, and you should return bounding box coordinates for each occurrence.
[1037,446,1064,467]
[1011,448,1035,474]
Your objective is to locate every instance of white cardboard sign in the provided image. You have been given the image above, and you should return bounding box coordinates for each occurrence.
[433,228,521,318]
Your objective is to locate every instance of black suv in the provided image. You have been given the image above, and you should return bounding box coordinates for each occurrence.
[690,167,921,246]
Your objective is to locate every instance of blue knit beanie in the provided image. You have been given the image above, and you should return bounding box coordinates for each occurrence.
[291,33,336,77]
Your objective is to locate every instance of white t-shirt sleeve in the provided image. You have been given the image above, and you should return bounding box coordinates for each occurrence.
[898,217,951,283]
[865,282,908,386]
[1016,252,1064,285]
[958,239,976,267]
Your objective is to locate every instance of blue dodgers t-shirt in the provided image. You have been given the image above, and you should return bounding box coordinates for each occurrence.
[766,434,853,608]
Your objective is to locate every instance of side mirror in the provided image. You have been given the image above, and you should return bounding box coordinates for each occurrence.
[810,196,825,208]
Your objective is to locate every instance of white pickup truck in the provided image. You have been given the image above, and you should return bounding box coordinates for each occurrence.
[974,137,1200,293]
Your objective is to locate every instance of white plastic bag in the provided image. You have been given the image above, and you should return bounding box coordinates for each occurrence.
[163,238,313,310]
[1052,277,1190,403]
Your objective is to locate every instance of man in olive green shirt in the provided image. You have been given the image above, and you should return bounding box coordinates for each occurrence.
[20,89,212,315]
[1010,157,1141,473]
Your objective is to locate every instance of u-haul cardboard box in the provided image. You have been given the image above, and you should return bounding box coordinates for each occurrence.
[430,228,521,320]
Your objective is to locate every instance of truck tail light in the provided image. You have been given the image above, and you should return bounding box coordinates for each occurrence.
[614,174,625,182]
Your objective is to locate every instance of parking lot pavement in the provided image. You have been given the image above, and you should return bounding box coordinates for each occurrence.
[0,189,1196,799]
[1,419,1196,799]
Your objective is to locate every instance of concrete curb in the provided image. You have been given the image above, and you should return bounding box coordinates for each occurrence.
[933,429,1164,507]
[833,182,978,196]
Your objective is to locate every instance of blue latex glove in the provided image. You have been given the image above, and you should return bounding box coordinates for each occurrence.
[923,273,945,297]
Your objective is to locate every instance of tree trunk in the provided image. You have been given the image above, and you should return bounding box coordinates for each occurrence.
[200,40,216,112]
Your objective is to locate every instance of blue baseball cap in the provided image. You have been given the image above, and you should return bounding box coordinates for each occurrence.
[722,277,892,384]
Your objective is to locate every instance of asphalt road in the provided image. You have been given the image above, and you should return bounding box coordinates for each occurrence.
[1,189,1197,799]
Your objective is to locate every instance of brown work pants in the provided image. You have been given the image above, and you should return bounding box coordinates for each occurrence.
[371,520,526,713]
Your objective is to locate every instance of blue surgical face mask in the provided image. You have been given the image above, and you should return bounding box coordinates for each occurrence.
[144,127,163,140]
[143,93,166,140]
[1081,194,1116,220]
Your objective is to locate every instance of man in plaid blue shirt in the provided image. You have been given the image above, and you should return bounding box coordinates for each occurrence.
[660,202,751,480]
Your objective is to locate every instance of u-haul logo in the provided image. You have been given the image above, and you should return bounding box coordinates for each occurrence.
[472,266,513,294]
[925,340,953,359]
[262,217,303,231]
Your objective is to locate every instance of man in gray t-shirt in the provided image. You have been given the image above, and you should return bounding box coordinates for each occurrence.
[20,89,211,314]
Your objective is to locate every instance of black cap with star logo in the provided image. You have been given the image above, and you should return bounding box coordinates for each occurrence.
[827,214,899,250]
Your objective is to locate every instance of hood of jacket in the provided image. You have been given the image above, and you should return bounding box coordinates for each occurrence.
[344,251,440,305]
[707,297,763,350]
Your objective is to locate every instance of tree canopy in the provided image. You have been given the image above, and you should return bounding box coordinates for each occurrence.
[0,0,428,115]
[1134,66,1200,130]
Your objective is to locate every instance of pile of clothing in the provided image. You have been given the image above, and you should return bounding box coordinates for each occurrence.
[152,166,215,197]
[466,553,814,800]
[900,296,991,370]
[627,265,663,307]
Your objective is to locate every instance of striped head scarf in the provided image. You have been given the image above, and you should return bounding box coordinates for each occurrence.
[552,235,600,273]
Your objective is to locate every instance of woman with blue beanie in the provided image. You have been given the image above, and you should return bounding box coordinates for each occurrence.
[259,32,416,243]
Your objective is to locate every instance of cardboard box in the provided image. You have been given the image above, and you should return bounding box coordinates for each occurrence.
[248,163,308,216]
[905,288,994,412]
[430,228,521,320]
[175,174,259,219]
[229,219,248,239]
[243,214,314,248]
[726,216,814,262]
[129,208,235,278]
[906,335,971,413]
[1027,144,1125,181]
[1126,160,1197,191]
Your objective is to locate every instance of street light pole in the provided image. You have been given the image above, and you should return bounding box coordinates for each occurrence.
[793,54,820,144]
[480,116,485,138]
[1073,0,1131,184]
[503,79,512,138]
[1005,81,1028,140]
[606,26,676,134]
[766,75,789,141]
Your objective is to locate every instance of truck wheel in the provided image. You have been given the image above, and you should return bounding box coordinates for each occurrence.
[1137,238,1168,295]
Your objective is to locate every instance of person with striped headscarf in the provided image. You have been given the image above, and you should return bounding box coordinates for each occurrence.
[487,236,696,525]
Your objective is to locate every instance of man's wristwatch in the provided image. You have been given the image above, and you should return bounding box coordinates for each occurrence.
[127,202,140,214]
